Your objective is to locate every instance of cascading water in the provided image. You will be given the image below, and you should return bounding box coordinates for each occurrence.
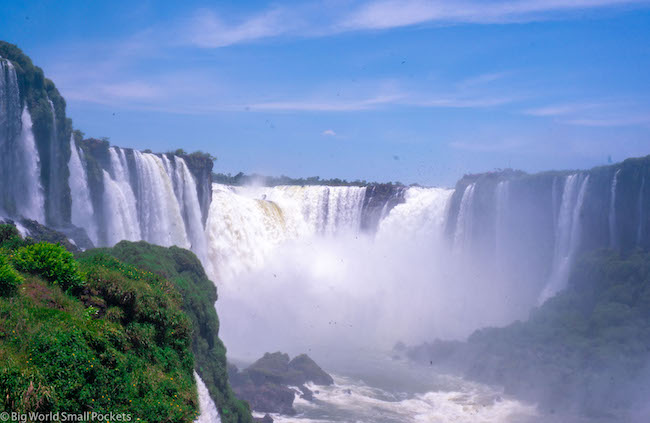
[133,150,189,248]
[0,58,45,222]
[205,184,370,283]
[194,371,221,423]
[259,185,367,236]
[68,135,97,243]
[169,156,209,265]
[539,174,590,303]
[609,169,620,249]
[103,148,141,245]
[376,187,452,242]
[453,183,476,252]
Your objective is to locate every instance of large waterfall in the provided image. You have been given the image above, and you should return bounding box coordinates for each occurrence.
[539,174,590,303]
[0,58,45,222]
[68,135,97,243]
[2,50,650,361]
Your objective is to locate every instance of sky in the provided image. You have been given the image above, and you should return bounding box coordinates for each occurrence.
[1,0,650,186]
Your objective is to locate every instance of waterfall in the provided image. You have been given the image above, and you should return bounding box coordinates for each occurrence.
[68,136,97,243]
[205,184,297,282]
[377,187,453,242]
[133,150,189,248]
[256,185,367,235]
[539,174,590,303]
[194,371,221,423]
[205,185,371,282]
[16,107,45,222]
[104,148,140,245]
[168,156,209,265]
[609,169,620,249]
[453,183,476,252]
[0,59,45,222]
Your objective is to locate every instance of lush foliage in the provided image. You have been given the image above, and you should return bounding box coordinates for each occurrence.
[80,241,253,423]
[11,243,84,293]
[0,234,200,422]
[0,255,23,297]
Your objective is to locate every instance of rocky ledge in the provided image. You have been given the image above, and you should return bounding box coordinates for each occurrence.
[229,352,334,417]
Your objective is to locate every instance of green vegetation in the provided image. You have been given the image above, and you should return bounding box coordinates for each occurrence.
[0,255,23,297]
[0,226,199,422]
[12,243,84,293]
[81,241,253,423]
[213,171,405,187]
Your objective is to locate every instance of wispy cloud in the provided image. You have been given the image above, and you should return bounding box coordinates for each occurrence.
[175,0,650,48]
[449,138,527,153]
[523,102,603,117]
[341,0,649,31]
[183,8,293,48]
[564,115,650,127]
[524,101,650,127]
[322,129,337,136]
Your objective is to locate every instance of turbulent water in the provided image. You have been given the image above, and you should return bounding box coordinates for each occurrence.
[194,371,221,423]
[245,353,538,423]
[68,135,97,243]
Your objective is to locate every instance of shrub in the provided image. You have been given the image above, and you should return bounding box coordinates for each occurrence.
[0,254,23,296]
[11,243,84,293]
[0,224,20,243]
[0,224,25,251]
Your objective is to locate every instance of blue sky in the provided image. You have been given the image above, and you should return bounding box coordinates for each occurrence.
[2,0,650,185]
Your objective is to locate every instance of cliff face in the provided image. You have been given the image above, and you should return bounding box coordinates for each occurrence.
[0,41,72,226]
[360,184,406,232]
[444,157,650,294]
[82,241,253,423]
[0,42,215,243]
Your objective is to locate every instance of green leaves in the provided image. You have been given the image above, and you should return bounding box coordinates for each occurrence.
[0,255,23,297]
[11,243,84,293]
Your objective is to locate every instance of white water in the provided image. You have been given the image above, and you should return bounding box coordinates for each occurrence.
[268,377,536,423]
[103,148,141,245]
[609,169,620,249]
[539,174,590,303]
[453,183,476,252]
[194,371,221,423]
[15,106,45,222]
[68,136,97,243]
[133,150,189,247]
[0,59,45,222]
[250,355,538,423]
[168,156,210,265]
[214,185,532,358]
[205,184,367,283]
